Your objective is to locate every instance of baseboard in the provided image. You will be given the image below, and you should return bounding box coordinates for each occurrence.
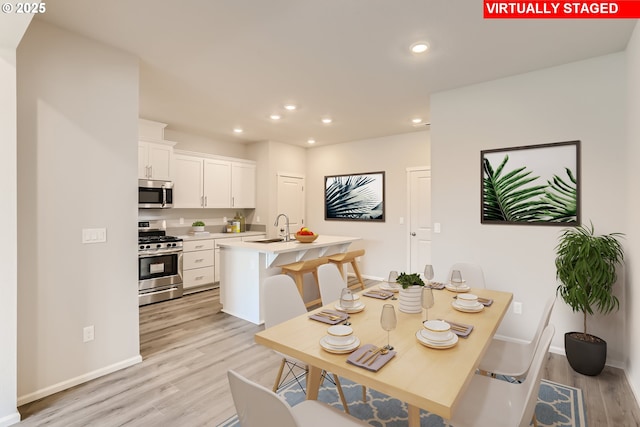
[0,411,21,427]
[17,355,142,406]
[625,368,640,409]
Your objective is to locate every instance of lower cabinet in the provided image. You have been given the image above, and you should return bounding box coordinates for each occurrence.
[182,239,215,294]
[214,234,266,283]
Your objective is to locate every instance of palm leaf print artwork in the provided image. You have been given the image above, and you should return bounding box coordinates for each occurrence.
[481,141,579,225]
[325,172,385,221]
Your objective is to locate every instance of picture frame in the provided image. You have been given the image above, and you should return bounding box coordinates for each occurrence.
[481,140,580,226]
[324,171,385,222]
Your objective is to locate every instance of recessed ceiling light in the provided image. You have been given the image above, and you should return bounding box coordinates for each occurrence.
[233,128,243,134]
[284,104,297,111]
[321,117,332,124]
[307,138,316,144]
[410,42,429,54]
[412,118,423,124]
[270,114,282,120]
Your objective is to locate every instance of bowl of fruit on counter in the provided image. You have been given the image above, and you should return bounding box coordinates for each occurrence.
[294,227,319,243]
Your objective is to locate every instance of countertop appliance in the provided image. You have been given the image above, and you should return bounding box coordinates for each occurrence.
[138,179,173,209]
[138,221,183,305]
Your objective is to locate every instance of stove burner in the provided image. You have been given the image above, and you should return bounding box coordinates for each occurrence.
[138,235,182,244]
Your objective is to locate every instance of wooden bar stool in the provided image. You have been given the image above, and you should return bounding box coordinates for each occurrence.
[280,257,329,308]
[328,249,365,290]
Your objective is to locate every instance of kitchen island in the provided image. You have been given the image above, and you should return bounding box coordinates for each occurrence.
[218,235,360,324]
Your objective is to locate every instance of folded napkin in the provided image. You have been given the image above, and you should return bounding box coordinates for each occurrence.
[442,319,474,338]
[428,282,446,290]
[347,344,396,372]
[308,310,349,325]
[363,290,394,299]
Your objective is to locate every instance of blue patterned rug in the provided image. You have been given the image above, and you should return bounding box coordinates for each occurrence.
[219,376,586,427]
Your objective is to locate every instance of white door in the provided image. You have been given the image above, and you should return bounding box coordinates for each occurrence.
[276,173,305,235]
[408,168,431,274]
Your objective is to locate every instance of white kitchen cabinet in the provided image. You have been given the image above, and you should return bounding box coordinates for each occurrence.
[182,239,215,294]
[213,234,265,283]
[172,151,255,209]
[138,141,174,180]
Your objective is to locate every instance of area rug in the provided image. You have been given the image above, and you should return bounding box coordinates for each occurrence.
[219,376,586,427]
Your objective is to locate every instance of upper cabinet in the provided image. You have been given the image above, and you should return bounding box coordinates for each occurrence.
[173,152,256,209]
[138,141,174,181]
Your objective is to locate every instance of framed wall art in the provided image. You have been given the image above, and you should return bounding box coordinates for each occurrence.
[481,140,580,226]
[324,171,385,222]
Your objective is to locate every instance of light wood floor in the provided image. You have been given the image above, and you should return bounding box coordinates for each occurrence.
[17,282,640,426]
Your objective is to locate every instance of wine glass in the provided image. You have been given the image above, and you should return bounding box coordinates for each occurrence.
[421,286,434,322]
[388,270,399,288]
[424,264,434,286]
[451,269,463,291]
[340,288,354,310]
[380,303,397,351]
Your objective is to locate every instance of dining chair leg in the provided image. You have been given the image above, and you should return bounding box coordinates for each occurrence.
[532,414,538,427]
[273,358,286,392]
[332,374,350,414]
[362,385,367,402]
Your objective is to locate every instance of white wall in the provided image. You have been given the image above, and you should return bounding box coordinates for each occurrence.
[17,20,141,404]
[0,5,36,425]
[625,21,640,400]
[431,54,627,364]
[306,131,429,279]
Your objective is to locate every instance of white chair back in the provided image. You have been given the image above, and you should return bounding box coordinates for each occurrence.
[318,263,347,306]
[518,324,555,427]
[263,274,307,329]
[524,296,556,355]
[227,370,299,427]
[448,262,486,288]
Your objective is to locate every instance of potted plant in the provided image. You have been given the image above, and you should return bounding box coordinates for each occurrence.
[192,221,206,232]
[555,222,624,376]
[396,273,425,314]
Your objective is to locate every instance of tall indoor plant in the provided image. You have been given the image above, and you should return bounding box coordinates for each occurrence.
[555,222,624,376]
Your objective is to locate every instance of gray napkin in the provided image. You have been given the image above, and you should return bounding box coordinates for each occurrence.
[428,282,446,290]
[442,320,473,338]
[347,344,396,372]
[308,310,349,325]
[363,290,393,299]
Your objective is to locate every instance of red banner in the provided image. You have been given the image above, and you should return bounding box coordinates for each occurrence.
[484,1,640,18]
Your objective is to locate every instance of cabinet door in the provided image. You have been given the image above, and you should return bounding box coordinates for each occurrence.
[203,159,231,208]
[147,143,173,180]
[173,155,204,208]
[231,162,256,208]
[138,143,149,179]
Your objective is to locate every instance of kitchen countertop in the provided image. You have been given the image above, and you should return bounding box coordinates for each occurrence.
[178,231,265,241]
[216,234,360,254]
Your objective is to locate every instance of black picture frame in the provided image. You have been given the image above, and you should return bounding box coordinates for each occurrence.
[481,140,581,226]
[324,171,385,222]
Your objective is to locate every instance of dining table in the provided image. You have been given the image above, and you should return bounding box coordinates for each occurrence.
[254,283,513,426]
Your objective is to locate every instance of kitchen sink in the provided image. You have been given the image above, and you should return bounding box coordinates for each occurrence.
[252,238,285,243]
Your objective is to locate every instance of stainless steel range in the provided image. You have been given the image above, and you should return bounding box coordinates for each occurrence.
[138,221,183,306]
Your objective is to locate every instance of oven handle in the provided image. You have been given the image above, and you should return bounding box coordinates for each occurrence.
[162,185,167,208]
[140,286,180,297]
[138,249,184,257]
[178,252,183,280]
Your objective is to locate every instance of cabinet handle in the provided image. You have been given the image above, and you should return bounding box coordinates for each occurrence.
[205,196,208,207]
[195,245,204,249]
[200,196,204,207]
[232,196,235,207]
[195,276,204,280]
[195,259,204,263]
[149,165,153,178]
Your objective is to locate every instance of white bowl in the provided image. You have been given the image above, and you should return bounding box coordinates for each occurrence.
[457,293,479,307]
[326,325,353,345]
[422,320,451,342]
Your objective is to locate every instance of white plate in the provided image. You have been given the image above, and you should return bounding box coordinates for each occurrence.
[445,283,471,293]
[416,330,459,349]
[420,329,454,343]
[451,301,484,313]
[320,336,360,353]
[380,283,400,292]
[335,302,365,313]
[324,335,357,348]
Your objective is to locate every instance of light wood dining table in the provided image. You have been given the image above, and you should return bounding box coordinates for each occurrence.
[254,284,513,426]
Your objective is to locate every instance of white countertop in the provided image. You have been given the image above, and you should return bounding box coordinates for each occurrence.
[216,235,360,254]
[178,231,265,241]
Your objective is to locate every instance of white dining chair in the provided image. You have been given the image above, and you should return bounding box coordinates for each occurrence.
[262,274,351,413]
[317,263,347,306]
[478,296,555,379]
[227,370,369,427]
[448,262,486,288]
[447,324,555,427]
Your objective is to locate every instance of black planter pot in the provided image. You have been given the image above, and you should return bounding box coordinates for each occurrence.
[564,332,607,376]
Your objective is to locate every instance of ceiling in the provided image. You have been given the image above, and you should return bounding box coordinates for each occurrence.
[35,1,636,147]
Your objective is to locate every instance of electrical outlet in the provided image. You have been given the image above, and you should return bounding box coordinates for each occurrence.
[83,325,95,342]
[513,301,523,315]
[434,223,441,233]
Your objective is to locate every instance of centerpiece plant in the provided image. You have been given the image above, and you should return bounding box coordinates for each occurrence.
[396,272,425,289]
[555,222,624,375]
[396,272,425,314]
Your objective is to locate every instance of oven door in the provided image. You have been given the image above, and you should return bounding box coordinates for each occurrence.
[138,179,173,208]
[138,251,183,292]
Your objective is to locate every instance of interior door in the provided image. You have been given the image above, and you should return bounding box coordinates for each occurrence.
[276,173,305,235]
[408,168,431,274]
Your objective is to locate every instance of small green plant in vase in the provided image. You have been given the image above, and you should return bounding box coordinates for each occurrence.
[192,221,206,232]
[396,272,425,289]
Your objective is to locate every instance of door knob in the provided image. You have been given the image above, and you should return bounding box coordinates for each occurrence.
[411,232,416,236]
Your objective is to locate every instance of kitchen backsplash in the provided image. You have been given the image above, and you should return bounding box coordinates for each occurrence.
[138,208,264,233]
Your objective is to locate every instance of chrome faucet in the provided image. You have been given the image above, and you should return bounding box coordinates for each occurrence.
[274,213,291,241]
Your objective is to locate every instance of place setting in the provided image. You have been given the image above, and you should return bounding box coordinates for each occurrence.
[416,319,459,349]
[319,324,361,354]
[423,264,445,290]
[309,309,350,325]
[445,269,471,293]
[347,303,397,371]
[451,293,485,313]
[334,288,366,313]
[379,270,401,293]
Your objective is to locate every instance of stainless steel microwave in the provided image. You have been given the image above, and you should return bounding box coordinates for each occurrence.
[138,179,173,208]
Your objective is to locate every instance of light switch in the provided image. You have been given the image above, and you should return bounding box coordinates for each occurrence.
[434,223,441,233]
[82,228,107,244]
